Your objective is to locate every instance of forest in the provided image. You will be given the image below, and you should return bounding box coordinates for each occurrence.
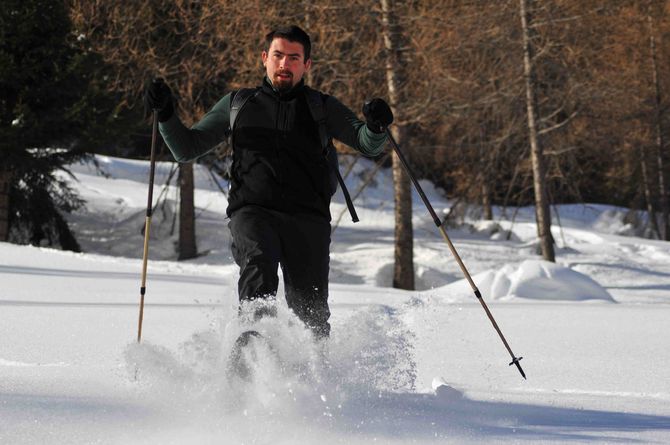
[2,0,670,285]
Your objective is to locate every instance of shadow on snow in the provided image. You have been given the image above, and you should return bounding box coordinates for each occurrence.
[330,388,670,443]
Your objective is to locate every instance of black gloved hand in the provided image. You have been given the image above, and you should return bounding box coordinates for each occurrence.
[362,98,393,133]
[144,78,174,122]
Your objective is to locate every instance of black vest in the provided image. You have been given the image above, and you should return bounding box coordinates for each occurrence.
[227,79,333,220]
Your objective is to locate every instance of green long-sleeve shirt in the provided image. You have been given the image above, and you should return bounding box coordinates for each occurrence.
[159,80,387,219]
[159,89,387,163]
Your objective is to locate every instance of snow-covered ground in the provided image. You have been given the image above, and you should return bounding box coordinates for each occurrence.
[1,155,669,444]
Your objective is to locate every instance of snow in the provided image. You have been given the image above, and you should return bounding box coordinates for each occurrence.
[1,154,669,444]
[435,259,615,302]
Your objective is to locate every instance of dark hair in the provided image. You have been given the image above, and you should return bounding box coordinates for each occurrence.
[265,25,312,61]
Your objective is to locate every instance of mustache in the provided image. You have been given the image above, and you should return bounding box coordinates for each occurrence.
[275,70,293,78]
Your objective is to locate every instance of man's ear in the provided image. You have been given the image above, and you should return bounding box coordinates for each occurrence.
[261,51,268,67]
[305,58,312,72]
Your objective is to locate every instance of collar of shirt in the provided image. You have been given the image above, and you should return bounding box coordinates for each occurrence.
[262,76,306,100]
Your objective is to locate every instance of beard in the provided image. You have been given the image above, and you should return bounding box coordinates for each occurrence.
[273,71,294,92]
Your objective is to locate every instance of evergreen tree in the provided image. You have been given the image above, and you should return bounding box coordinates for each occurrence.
[0,0,142,249]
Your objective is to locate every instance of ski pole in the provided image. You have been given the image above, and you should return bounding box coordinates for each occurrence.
[137,79,162,343]
[384,128,526,380]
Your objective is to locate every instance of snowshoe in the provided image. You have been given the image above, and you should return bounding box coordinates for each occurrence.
[226,329,281,383]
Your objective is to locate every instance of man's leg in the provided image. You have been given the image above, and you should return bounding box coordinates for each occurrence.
[229,207,281,319]
[279,214,331,338]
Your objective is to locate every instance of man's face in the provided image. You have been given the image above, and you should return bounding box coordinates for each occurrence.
[262,37,312,92]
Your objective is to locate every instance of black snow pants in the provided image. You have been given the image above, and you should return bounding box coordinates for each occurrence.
[229,205,331,338]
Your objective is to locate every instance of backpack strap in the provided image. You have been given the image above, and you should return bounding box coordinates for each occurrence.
[229,87,260,134]
[304,87,331,150]
[304,86,359,223]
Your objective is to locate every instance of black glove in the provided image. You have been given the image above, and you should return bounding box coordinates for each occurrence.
[144,78,174,122]
[362,98,393,133]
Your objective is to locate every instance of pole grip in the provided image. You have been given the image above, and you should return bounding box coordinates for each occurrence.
[146,110,159,215]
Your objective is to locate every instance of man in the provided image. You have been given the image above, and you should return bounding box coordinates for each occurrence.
[145,25,393,339]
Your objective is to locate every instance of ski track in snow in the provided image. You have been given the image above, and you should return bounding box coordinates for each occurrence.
[1,155,670,444]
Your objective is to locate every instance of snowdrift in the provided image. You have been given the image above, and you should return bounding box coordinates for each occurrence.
[432,260,615,302]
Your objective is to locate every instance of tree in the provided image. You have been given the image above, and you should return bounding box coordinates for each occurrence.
[646,3,670,239]
[0,0,99,249]
[584,0,670,237]
[519,0,555,262]
[177,164,197,259]
[381,0,414,290]
[70,1,244,260]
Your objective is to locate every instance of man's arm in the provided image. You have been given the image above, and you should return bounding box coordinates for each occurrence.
[159,93,232,162]
[324,96,387,157]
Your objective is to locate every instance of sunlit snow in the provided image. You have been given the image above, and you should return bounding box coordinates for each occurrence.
[1,155,669,444]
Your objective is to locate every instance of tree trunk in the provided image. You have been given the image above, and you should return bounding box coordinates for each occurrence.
[390,125,415,290]
[303,0,312,86]
[639,142,661,238]
[381,0,414,290]
[178,162,197,260]
[519,0,555,262]
[479,127,493,220]
[482,181,493,220]
[0,169,11,242]
[648,12,669,240]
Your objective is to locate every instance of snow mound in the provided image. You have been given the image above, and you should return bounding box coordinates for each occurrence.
[470,220,520,242]
[435,260,615,302]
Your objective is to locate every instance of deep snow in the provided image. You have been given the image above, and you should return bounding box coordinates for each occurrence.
[1,154,669,444]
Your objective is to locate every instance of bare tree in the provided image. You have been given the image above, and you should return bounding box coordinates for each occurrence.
[647,6,670,239]
[381,0,414,290]
[519,0,555,261]
[177,164,197,259]
[70,0,242,259]
[69,0,670,260]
